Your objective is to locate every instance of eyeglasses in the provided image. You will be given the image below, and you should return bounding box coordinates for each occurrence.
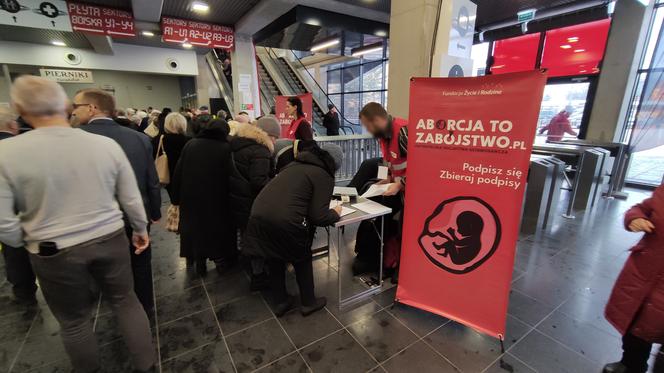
[72,103,91,109]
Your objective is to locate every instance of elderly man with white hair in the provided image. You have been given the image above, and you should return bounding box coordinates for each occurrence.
[0,76,155,373]
[0,107,38,305]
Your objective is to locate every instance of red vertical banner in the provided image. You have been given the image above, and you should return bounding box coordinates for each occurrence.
[275,93,313,138]
[397,71,547,338]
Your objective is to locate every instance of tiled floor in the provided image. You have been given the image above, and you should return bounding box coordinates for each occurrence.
[0,188,662,372]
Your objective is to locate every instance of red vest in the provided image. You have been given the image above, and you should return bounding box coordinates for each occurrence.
[286,117,306,140]
[379,117,408,179]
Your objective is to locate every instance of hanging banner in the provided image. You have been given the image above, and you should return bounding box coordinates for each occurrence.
[275,93,313,138]
[161,17,234,49]
[0,0,72,31]
[396,71,547,338]
[67,2,135,37]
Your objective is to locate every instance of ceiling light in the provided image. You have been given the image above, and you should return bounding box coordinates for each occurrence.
[310,36,340,52]
[351,42,383,57]
[567,36,579,43]
[141,31,154,37]
[560,44,572,49]
[191,1,209,13]
[574,49,585,53]
[375,30,387,37]
[51,40,66,46]
[182,42,193,49]
[305,18,321,26]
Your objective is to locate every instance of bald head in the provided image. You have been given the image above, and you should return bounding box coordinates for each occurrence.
[71,89,116,126]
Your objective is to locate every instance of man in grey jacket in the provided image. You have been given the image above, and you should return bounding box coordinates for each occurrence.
[73,88,161,314]
[0,76,155,373]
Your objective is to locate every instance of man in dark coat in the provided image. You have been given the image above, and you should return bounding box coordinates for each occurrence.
[0,108,37,304]
[73,89,162,314]
[604,184,664,373]
[243,144,343,317]
[171,120,236,277]
[322,104,340,136]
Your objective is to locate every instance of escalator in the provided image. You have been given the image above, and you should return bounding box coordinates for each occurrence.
[270,56,326,128]
[206,51,234,115]
[256,58,281,115]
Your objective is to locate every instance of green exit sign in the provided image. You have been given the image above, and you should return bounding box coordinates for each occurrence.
[517,9,536,22]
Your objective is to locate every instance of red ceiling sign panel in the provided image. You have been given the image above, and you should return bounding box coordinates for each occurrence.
[490,33,541,75]
[541,19,611,77]
[161,17,234,49]
[67,2,135,37]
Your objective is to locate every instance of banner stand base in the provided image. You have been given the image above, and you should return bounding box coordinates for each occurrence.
[498,334,505,354]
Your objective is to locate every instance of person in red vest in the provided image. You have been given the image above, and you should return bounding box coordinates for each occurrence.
[359,102,408,196]
[539,105,578,142]
[285,96,313,140]
[350,102,408,282]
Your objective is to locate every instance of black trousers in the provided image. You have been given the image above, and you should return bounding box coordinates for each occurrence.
[621,333,652,373]
[124,223,153,313]
[2,243,37,299]
[267,258,315,306]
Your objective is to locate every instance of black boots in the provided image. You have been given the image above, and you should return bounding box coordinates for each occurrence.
[301,297,326,317]
[250,272,269,291]
[274,296,296,318]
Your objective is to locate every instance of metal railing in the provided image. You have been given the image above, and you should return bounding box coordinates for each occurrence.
[315,134,381,181]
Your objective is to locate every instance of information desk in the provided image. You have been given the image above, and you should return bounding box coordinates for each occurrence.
[331,198,392,310]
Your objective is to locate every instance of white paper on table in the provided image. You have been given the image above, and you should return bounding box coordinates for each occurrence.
[352,200,391,215]
[377,166,389,180]
[333,186,358,196]
[360,183,395,198]
[329,200,356,217]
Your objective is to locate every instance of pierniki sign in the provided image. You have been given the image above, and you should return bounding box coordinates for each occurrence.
[396,71,547,338]
[40,69,94,83]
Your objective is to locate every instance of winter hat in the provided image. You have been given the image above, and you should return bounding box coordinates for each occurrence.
[257,115,281,138]
[321,143,344,171]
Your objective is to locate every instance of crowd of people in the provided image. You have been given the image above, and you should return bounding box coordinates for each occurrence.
[0,75,663,373]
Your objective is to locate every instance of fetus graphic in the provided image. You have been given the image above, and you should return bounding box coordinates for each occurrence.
[419,196,501,274]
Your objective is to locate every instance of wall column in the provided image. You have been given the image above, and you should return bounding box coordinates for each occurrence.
[231,34,261,119]
[387,0,476,118]
[585,0,654,141]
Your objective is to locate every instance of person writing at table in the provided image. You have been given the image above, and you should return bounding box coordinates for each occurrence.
[285,96,313,140]
[243,143,343,317]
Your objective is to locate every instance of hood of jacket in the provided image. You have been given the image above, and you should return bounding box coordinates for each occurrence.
[231,123,274,153]
[197,120,229,141]
[295,147,336,177]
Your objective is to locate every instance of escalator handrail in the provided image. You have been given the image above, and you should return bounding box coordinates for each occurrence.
[283,49,356,134]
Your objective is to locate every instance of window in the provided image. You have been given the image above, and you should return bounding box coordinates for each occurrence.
[536,83,590,142]
[471,43,490,76]
[491,33,540,74]
[623,2,664,186]
[324,31,389,130]
[541,19,611,77]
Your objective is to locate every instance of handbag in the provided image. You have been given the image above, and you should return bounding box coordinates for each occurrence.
[166,204,179,232]
[155,135,170,185]
[144,122,159,138]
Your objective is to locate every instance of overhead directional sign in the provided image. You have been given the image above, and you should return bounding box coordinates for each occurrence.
[67,2,135,37]
[161,17,234,49]
[0,0,73,31]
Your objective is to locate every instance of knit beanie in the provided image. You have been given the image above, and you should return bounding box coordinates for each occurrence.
[256,115,281,138]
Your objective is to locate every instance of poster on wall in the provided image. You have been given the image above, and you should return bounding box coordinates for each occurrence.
[448,0,477,58]
[275,93,313,138]
[161,17,234,49]
[0,0,72,31]
[67,2,135,37]
[40,68,93,83]
[396,71,547,338]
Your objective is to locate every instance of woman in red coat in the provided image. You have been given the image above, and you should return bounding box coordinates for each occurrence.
[285,96,313,140]
[604,185,664,373]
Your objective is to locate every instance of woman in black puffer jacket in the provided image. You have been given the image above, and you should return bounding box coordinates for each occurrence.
[229,120,278,290]
[243,144,343,317]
